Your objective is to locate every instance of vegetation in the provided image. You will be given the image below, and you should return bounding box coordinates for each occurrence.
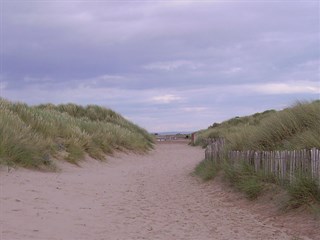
[195,157,320,207]
[222,160,271,200]
[0,98,153,169]
[285,174,320,209]
[194,100,320,207]
[194,159,219,181]
[195,100,320,151]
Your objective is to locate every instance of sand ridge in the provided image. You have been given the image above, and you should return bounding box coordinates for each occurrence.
[0,142,317,240]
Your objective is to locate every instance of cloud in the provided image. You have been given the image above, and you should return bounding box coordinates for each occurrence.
[143,60,203,71]
[182,81,320,97]
[80,75,128,88]
[151,94,182,104]
[150,122,196,133]
[223,67,244,75]
[248,82,320,95]
[0,81,7,92]
[23,76,52,83]
[181,107,208,112]
[1,1,319,132]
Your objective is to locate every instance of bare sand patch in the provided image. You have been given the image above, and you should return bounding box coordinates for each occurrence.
[0,142,318,240]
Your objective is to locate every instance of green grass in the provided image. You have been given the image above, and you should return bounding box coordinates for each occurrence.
[193,158,264,199]
[194,100,320,208]
[196,157,320,207]
[195,100,320,151]
[222,160,264,199]
[194,159,219,181]
[0,106,51,168]
[285,174,320,209]
[0,98,154,169]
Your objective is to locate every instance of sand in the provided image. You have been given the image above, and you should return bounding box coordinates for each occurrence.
[0,142,318,240]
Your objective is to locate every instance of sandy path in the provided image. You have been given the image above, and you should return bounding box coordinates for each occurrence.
[0,142,314,240]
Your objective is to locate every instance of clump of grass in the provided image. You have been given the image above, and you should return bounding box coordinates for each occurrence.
[0,98,154,169]
[223,160,263,200]
[0,106,52,168]
[222,159,320,205]
[285,174,320,209]
[238,178,263,200]
[196,100,320,151]
[195,100,320,206]
[194,159,219,181]
[193,158,265,200]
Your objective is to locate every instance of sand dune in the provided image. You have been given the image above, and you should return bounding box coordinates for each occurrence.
[0,142,318,240]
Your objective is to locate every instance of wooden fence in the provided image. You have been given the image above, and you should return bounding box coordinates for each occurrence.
[205,139,320,184]
[205,138,225,164]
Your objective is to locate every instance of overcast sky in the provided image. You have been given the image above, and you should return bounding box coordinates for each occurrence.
[0,0,319,132]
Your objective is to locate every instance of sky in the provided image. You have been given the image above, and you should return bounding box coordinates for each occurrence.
[0,0,319,133]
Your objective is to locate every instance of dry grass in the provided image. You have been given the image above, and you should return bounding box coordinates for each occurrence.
[0,98,154,169]
[195,100,320,206]
[196,100,320,151]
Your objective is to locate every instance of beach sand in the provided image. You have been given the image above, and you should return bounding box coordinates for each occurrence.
[1,142,319,240]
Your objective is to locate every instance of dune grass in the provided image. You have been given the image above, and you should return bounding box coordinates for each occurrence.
[194,158,264,199]
[285,174,320,210]
[222,160,265,200]
[0,98,154,169]
[196,157,320,207]
[196,100,320,151]
[0,106,51,168]
[194,159,219,181]
[194,100,320,206]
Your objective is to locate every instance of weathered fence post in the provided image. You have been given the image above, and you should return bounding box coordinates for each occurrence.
[205,138,225,165]
[204,138,319,186]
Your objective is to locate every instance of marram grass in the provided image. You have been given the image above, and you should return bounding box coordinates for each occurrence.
[194,159,219,181]
[196,100,320,151]
[0,98,154,169]
[194,100,320,206]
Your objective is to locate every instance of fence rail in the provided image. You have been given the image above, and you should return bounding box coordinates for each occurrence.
[205,139,320,183]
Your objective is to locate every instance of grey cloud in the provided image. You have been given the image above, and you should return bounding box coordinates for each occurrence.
[1,1,319,131]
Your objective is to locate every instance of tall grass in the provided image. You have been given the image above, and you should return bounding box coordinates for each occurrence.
[0,98,154,168]
[195,100,320,207]
[196,100,320,151]
[222,160,264,199]
[194,159,219,181]
[0,104,51,168]
[197,157,320,206]
[285,174,320,209]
